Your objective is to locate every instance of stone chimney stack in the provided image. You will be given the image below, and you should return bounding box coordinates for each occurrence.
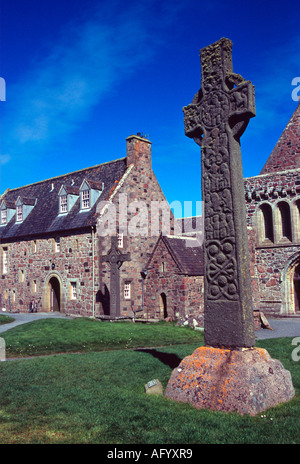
[126,133,152,170]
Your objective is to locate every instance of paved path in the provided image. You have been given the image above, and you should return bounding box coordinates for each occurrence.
[255,317,300,340]
[0,312,72,333]
[0,312,300,339]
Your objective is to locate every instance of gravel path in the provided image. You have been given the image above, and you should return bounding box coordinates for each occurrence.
[0,311,72,333]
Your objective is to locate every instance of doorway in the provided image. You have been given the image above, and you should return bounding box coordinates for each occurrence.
[49,276,60,312]
[160,293,168,318]
[294,264,300,312]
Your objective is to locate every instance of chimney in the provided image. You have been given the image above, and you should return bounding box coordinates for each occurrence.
[126,133,152,170]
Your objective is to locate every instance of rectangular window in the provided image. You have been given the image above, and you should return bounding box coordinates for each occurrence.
[60,195,68,213]
[20,270,24,282]
[70,282,77,300]
[2,248,8,274]
[118,233,124,248]
[81,190,90,209]
[16,205,23,222]
[55,237,60,253]
[1,209,7,225]
[32,240,37,253]
[33,280,37,293]
[124,282,131,300]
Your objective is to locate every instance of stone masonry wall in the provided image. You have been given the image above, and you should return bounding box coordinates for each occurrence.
[244,169,300,316]
[97,135,175,318]
[0,229,98,316]
[144,238,203,320]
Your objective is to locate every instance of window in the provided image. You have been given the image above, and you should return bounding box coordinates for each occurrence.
[55,237,60,253]
[32,240,37,253]
[278,202,292,241]
[81,190,90,209]
[295,200,300,242]
[16,205,23,222]
[124,282,131,300]
[1,209,7,225]
[260,204,274,242]
[118,233,124,248]
[70,282,77,300]
[2,248,8,274]
[32,280,37,294]
[60,195,68,213]
[20,270,24,282]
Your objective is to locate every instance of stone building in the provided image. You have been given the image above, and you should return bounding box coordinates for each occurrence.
[143,234,203,320]
[2,103,298,321]
[244,102,300,317]
[0,134,180,318]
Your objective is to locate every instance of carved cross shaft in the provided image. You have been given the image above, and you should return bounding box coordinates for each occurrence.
[183,38,256,348]
[103,235,131,317]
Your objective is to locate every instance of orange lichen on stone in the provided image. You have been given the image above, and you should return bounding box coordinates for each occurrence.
[164,345,295,415]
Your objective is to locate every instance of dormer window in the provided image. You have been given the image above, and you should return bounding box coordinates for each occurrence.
[0,199,16,226]
[15,196,36,223]
[79,179,104,211]
[16,205,23,222]
[60,195,68,213]
[58,185,79,214]
[81,190,90,209]
[1,209,7,225]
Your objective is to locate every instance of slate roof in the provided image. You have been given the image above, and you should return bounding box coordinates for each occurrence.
[147,234,204,276]
[0,157,127,240]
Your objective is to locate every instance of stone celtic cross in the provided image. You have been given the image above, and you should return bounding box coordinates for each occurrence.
[103,235,131,317]
[183,38,256,348]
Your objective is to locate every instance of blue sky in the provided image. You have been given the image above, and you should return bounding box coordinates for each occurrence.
[0,0,299,217]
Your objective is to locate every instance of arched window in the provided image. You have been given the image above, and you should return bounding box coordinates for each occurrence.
[259,203,274,242]
[278,201,292,241]
[296,200,300,234]
[296,199,300,216]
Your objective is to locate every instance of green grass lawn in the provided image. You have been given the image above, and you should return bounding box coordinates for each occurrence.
[0,315,15,325]
[0,318,299,444]
[1,318,204,358]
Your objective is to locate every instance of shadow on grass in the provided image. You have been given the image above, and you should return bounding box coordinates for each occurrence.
[135,348,182,369]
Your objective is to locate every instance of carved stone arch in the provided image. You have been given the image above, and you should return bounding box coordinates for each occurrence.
[275,199,292,243]
[282,252,300,315]
[256,201,274,245]
[43,271,65,313]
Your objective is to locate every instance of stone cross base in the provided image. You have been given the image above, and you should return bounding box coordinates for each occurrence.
[164,346,295,416]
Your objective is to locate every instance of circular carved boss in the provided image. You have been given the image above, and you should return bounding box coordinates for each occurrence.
[201,91,230,128]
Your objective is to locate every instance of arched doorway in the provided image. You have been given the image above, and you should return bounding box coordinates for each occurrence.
[160,293,168,318]
[49,277,61,312]
[283,254,300,315]
[294,264,300,313]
